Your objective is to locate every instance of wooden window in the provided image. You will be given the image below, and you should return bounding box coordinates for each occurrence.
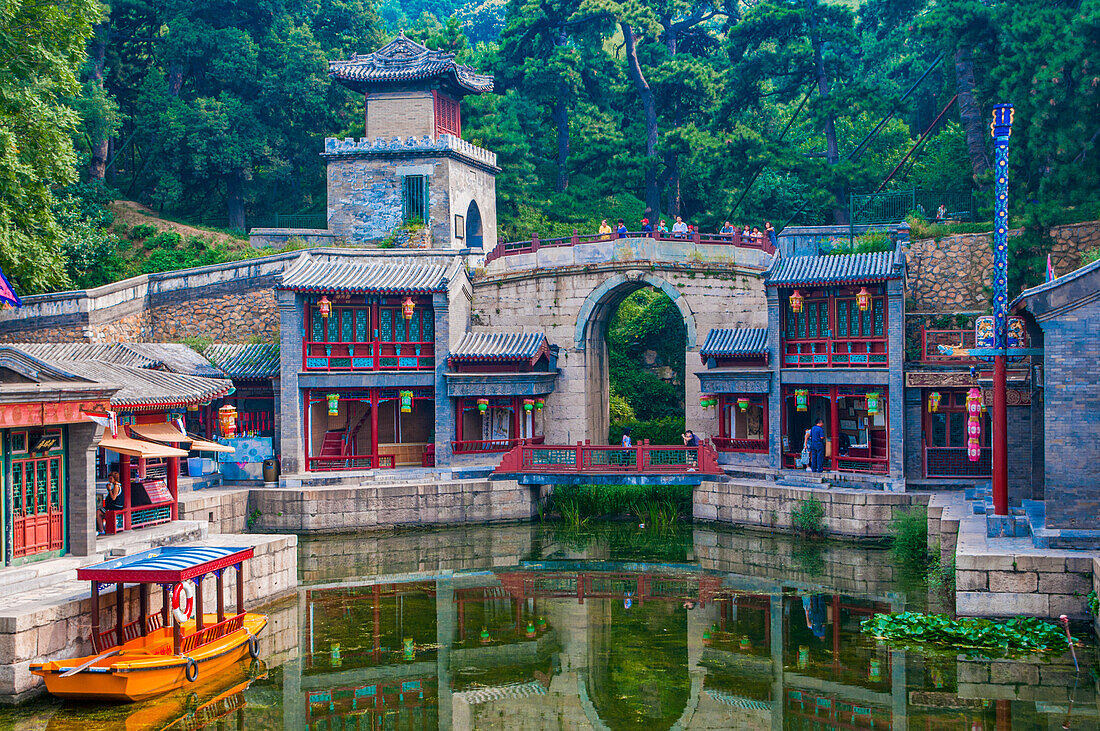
[434,92,461,137]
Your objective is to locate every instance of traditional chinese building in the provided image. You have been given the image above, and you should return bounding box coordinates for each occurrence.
[1012,257,1100,542]
[326,34,498,250]
[697,237,908,487]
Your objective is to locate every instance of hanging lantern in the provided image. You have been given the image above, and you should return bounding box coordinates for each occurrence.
[525,620,536,638]
[400,390,413,413]
[218,405,237,439]
[795,389,808,412]
[402,296,415,321]
[739,636,752,650]
[403,637,415,661]
[928,391,941,413]
[700,395,709,408]
[326,393,340,416]
[856,286,871,312]
[789,289,804,313]
[869,658,881,682]
[537,616,547,629]
[535,397,545,410]
[479,627,491,645]
[187,404,198,412]
[737,396,750,412]
[966,387,983,462]
[476,398,489,413]
[866,392,881,416]
[523,398,535,412]
[317,295,332,319]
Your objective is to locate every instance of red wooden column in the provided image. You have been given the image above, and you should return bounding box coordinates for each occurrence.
[455,398,463,444]
[370,388,380,468]
[992,355,1009,515]
[236,563,245,615]
[120,454,132,530]
[195,575,204,630]
[115,583,124,645]
[216,570,225,624]
[167,455,179,520]
[829,388,840,472]
[91,583,101,649]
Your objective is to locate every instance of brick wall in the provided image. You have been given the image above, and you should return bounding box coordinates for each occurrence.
[1041,296,1100,529]
[366,91,435,140]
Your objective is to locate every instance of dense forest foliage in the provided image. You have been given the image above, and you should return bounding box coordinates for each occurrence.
[1,0,1099,296]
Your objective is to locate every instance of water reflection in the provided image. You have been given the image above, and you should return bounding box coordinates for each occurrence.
[3,523,1096,729]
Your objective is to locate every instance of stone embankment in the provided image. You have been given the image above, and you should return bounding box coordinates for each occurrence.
[0,529,296,702]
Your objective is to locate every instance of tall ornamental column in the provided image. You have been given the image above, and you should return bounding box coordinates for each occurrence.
[990,103,1013,516]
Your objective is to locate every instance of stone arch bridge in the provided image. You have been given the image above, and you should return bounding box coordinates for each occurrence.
[0,236,771,445]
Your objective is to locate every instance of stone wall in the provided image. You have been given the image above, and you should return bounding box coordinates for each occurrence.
[905,220,1100,313]
[249,228,336,249]
[0,533,297,702]
[694,479,929,539]
[178,489,252,534]
[955,552,1095,619]
[249,477,539,533]
[472,260,768,445]
[0,251,299,343]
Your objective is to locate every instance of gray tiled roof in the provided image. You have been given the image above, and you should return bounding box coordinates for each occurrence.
[126,343,226,378]
[330,34,494,95]
[204,343,280,380]
[49,359,231,409]
[14,343,159,369]
[699,328,769,359]
[449,332,549,363]
[765,250,901,287]
[278,255,449,293]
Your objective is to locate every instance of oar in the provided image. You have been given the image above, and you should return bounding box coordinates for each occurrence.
[60,648,121,677]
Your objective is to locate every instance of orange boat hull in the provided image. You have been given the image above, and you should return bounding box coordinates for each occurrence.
[30,613,267,702]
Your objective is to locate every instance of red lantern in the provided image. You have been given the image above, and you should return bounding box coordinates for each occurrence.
[402,296,415,321]
[856,286,871,312]
[789,289,804,314]
[318,295,332,318]
[218,405,237,439]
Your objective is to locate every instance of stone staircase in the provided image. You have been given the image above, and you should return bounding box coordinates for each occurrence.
[964,482,1031,538]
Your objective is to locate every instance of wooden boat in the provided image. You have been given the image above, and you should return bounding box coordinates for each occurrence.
[31,545,268,702]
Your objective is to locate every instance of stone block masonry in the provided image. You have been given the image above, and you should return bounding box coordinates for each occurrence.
[248,478,539,533]
[694,478,929,539]
[0,532,297,702]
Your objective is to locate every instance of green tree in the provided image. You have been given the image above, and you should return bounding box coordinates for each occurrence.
[0,0,102,293]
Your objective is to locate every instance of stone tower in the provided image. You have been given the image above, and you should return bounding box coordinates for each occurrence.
[325,34,499,250]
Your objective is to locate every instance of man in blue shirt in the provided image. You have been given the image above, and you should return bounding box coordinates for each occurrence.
[809,418,826,473]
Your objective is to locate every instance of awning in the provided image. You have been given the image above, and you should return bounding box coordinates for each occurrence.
[130,422,191,443]
[189,437,235,453]
[77,546,255,583]
[98,437,189,459]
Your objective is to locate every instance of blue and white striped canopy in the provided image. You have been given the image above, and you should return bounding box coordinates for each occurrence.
[77,545,254,583]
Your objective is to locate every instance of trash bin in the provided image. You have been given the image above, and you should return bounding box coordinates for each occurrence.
[187,457,203,477]
[262,458,279,483]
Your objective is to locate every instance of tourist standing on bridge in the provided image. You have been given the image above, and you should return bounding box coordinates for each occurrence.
[641,218,652,235]
[617,219,628,238]
[621,428,632,447]
[765,221,777,249]
[720,221,735,240]
[599,219,612,239]
[810,418,826,473]
[657,219,668,235]
[672,216,688,238]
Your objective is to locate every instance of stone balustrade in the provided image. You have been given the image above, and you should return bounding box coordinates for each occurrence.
[323,133,498,168]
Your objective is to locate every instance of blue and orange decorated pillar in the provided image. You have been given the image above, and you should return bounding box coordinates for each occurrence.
[990,103,1013,516]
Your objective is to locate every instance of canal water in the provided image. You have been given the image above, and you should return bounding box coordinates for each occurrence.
[2,523,1095,729]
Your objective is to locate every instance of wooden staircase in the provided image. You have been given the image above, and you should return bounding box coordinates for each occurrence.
[317,430,347,468]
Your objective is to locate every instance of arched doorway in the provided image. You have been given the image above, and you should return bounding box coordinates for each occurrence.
[465,200,483,251]
[574,272,697,444]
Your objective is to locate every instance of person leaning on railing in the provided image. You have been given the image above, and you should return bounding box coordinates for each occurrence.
[671,216,688,238]
[598,219,612,240]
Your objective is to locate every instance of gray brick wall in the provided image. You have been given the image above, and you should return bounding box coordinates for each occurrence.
[1041,297,1100,529]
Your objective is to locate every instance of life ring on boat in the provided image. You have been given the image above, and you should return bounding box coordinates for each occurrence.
[247,634,259,659]
[184,657,198,682]
[171,581,195,625]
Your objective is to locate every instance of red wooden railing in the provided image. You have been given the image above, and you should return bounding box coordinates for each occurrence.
[452,435,545,454]
[782,339,888,367]
[485,229,776,263]
[712,437,768,453]
[306,454,396,471]
[303,341,434,371]
[94,614,165,653]
[181,612,246,653]
[494,440,722,475]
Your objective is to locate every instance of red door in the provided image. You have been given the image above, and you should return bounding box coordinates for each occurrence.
[13,456,64,558]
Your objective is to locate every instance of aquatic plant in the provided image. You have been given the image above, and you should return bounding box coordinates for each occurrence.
[1086,589,1098,617]
[862,612,1074,653]
[888,507,929,567]
[791,497,825,536]
[544,483,691,523]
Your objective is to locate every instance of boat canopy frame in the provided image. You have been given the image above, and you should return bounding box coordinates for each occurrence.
[77,546,255,654]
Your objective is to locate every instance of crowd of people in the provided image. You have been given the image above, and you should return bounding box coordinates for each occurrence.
[597,216,778,247]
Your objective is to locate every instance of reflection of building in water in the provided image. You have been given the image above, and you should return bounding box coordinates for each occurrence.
[281,542,1090,730]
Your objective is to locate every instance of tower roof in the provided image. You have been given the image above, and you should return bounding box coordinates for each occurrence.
[329,34,494,97]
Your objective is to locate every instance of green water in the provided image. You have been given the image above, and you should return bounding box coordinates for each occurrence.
[2,523,1096,730]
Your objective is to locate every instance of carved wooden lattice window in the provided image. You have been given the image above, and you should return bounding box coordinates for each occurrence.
[434,92,461,137]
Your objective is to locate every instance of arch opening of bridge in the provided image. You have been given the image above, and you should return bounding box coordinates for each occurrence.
[574,271,697,445]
